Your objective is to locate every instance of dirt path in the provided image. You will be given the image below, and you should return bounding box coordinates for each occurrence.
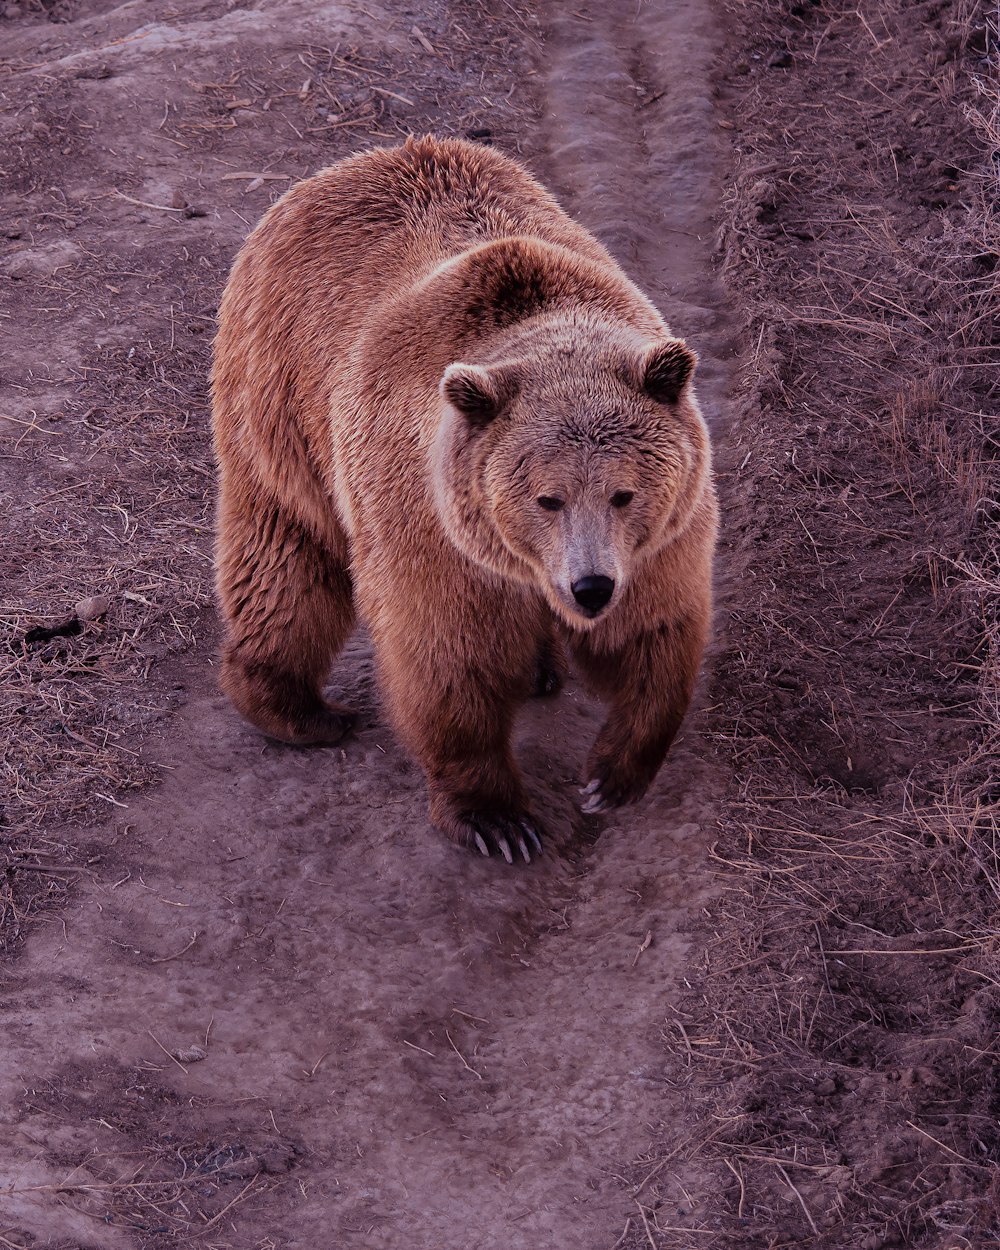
[1,1,737,1246]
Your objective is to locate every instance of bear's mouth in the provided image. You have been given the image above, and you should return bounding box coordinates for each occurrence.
[574,603,615,625]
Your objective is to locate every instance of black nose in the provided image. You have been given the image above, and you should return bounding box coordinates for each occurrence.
[572,575,615,614]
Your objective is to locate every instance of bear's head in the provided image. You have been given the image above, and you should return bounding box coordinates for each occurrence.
[433,322,712,629]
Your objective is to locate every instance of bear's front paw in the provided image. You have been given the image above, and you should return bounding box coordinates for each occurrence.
[580,763,653,814]
[451,808,544,865]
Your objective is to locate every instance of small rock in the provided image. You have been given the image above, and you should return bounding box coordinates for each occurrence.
[750,179,778,223]
[76,594,110,621]
[174,1043,207,1063]
[76,62,112,80]
[259,1140,299,1173]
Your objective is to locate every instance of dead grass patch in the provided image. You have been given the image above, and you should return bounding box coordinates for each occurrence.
[631,1,1000,1246]
[10,1057,300,1242]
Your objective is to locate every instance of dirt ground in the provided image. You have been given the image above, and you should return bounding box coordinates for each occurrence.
[1,0,998,1248]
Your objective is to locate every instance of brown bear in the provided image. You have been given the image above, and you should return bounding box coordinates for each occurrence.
[211,135,717,864]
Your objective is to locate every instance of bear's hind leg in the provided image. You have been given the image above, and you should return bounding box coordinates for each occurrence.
[217,491,356,746]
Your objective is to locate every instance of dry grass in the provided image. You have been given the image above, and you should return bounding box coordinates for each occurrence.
[632,1,1000,1245]
[4,1134,287,1241]
[1,306,217,949]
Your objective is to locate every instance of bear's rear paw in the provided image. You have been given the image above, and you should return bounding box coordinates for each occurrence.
[222,651,356,746]
[445,807,544,864]
[285,703,356,746]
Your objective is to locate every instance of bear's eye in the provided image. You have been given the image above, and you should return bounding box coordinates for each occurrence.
[537,496,565,512]
[610,491,634,508]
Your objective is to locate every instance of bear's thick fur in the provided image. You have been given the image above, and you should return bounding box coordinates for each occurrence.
[212,135,717,863]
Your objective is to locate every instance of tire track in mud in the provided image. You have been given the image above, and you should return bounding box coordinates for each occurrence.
[2,4,736,1247]
[537,0,734,411]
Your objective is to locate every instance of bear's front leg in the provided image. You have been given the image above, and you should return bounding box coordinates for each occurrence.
[571,609,709,813]
[370,609,544,863]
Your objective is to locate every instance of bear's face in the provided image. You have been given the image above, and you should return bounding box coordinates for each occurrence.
[436,335,709,629]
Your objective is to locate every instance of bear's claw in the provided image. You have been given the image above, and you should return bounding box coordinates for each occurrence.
[580,777,609,813]
[463,812,542,864]
[522,821,543,856]
[580,771,647,813]
[580,791,609,814]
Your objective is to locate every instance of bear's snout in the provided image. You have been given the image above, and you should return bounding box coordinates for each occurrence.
[571,575,615,616]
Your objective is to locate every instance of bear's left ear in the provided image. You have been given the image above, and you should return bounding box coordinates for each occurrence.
[441,362,519,429]
[640,339,697,405]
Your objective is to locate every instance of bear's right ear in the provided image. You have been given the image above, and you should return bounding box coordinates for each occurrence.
[441,363,519,429]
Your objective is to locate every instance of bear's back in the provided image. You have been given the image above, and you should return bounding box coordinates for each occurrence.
[239,137,611,304]
[212,137,667,548]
